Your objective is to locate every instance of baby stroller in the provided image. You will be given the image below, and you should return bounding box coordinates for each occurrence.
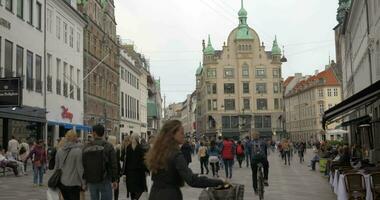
[199,183,244,200]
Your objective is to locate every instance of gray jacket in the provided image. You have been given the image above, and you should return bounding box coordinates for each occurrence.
[55,142,84,186]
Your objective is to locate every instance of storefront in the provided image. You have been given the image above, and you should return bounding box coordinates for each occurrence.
[0,106,46,150]
[323,80,380,163]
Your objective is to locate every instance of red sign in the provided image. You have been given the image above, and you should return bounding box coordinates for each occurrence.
[61,106,73,122]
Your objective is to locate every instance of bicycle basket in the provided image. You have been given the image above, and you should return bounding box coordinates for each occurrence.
[199,184,244,200]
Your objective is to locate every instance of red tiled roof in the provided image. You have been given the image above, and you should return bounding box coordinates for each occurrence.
[288,67,340,96]
[284,76,294,87]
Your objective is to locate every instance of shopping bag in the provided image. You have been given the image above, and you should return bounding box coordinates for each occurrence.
[146,174,152,194]
[199,184,244,200]
[80,191,86,200]
[47,188,60,200]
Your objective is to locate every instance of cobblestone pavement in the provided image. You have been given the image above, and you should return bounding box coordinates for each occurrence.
[0,149,336,200]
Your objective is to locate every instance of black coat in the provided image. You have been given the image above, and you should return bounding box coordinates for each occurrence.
[148,151,223,200]
[122,144,148,193]
[180,143,192,164]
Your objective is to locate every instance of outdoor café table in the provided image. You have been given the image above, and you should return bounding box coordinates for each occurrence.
[336,171,373,200]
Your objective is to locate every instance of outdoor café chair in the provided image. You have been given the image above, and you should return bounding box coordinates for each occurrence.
[345,173,366,200]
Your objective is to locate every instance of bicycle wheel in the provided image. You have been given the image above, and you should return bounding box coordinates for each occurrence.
[257,170,264,199]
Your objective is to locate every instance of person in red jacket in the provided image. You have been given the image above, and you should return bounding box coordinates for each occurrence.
[220,137,235,179]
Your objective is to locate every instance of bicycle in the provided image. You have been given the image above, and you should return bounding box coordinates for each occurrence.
[257,163,265,200]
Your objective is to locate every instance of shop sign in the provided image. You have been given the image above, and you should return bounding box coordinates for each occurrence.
[0,18,11,29]
[61,106,73,122]
[0,77,22,107]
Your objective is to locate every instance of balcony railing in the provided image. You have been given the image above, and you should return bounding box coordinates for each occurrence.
[63,82,68,97]
[77,87,81,101]
[35,80,43,93]
[47,76,52,92]
[70,84,74,99]
[26,77,34,91]
[56,79,61,95]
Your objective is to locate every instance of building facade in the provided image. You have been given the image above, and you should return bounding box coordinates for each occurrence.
[324,0,380,163]
[119,46,142,139]
[147,77,162,136]
[196,1,285,140]
[284,67,342,142]
[45,0,87,146]
[77,0,119,137]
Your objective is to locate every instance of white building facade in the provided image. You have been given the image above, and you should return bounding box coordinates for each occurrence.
[45,0,87,145]
[119,49,142,138]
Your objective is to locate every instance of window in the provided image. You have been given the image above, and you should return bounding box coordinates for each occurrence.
[273,68,280,78]
[256,68,266,78]
[28,0,33,24]
[46,54,51,76]
[242,65,249,77]
[318,89,324,97]
[207,68,216,78]
[224,83,235,94]
[333,88,338,96]
[121,92,124,117]
[137,100,140,120]
[212,99,217,110]
[254,116,263,128]
[56,58,61,81]
[208,100,212,111]
[69,65,73,84]
[224,99,235,111]
[327,89,332,96]
[46,8,52,33]
[263,116,271,128]
[222,116,231,128]
[36,2,41,30]
[4,40,13,77]
[35,55,42,92]
[274,98,279,109]
[69,27,74,48]
[257,99,268,110]
[243,98,250,110]
[256,83,267,94]
[63,62,67,80]
[273,82,279,93]
[56,16,61,39]
[16,46,24,77]
[319,103,324,114]
[207,83,217,94]
[63,22,68,43]
[224,68,234,78]
[5,0,12,11]
[17,0,23,18]
[76,69,80,85]
[76,32,80,52]
[26,51,33,90]
[243,82,249,94]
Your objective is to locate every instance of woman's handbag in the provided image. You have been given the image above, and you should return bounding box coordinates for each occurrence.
[48,149,71,189]
[208,156,219,163]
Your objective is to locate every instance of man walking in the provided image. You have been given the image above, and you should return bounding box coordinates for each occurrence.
[8,136,20,160]
[243,136,251,167]
[83,125,118,200]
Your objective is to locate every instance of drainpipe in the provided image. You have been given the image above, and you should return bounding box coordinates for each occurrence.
[365,0,373,84]
[43,0,48,149]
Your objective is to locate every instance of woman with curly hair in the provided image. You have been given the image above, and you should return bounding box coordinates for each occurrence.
[145,120,224,200]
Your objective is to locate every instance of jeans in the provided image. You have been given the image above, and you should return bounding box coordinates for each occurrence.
[210,162,219,176]
[251,158,269,191]
[245,153,250,167]
[33,166,44,185]
[200,157,209,174]
[223,159,233,178]
[284,151,291,165]
[298,151,304,163]
[88,180,113,200]
[60,184,81,200]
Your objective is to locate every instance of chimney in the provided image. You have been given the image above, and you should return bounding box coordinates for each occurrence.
[202,40,205,51]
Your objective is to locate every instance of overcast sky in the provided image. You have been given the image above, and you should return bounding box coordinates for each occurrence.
[115,0,339,105]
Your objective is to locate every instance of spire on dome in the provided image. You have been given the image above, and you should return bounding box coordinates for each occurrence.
[203,35,215,55]
[238,0,248,26]
[272,35,282,55]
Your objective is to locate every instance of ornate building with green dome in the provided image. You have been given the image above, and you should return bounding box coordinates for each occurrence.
[195,0,285,139]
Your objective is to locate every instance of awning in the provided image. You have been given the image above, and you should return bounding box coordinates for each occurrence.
[323,80,380,129]
[341,115,371,127]
[0,106,46,123]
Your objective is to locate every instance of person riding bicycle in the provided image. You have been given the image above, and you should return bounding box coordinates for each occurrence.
[247,132,269,195]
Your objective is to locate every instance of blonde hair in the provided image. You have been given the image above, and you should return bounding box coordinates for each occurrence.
[108,135,117,146]
[65,130,77,142]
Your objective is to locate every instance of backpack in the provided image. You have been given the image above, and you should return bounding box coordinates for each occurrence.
[83,141,108,183]
[236,145,244,155]
[221,140,234,160]
[251,141,266,161]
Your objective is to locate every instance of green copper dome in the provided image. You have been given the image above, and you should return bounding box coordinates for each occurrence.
[196,62,203,76]
[203,35,215,55]
[236,26,253,40]
[271,36,281,55]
